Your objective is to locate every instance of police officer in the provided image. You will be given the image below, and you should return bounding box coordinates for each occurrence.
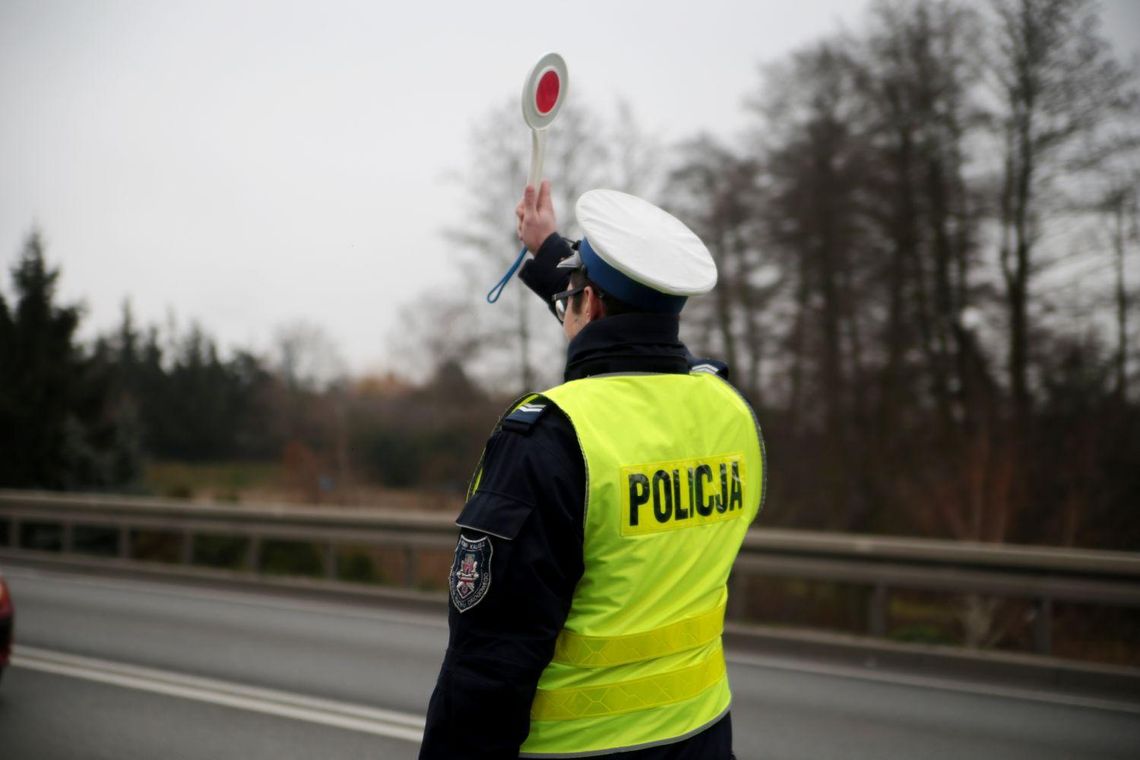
[419,182,765,759]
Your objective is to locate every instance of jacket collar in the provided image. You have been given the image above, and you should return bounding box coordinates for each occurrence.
[563,313,691,382]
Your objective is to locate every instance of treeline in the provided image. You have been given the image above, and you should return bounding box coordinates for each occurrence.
[442,0,1139,550]
[0,232,502,497]
[664,0,1140,550]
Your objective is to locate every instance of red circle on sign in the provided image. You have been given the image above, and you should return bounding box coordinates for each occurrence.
[536,70,560,115]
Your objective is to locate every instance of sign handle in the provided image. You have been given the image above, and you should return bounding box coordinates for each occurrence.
[487,129,547,303]
[528,128,547,188]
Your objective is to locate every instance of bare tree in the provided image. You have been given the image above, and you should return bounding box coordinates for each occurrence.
[608,98,665,198]
[1105,180,1139,399]
[272,320,346,392]
[747,40,880,528]
[857,0,990,437]
[666,135,777,400]
[389,292,488,383]
[987,0,1137,422]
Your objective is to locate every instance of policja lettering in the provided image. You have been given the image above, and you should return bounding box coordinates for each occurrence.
[622,453,745,536]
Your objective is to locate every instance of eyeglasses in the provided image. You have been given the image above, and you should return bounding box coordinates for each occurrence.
[551,284,587,323]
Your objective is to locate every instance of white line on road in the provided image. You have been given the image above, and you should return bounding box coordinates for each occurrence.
[726,651,1140,716]
[2,565,448,630]
[13,645,426,744]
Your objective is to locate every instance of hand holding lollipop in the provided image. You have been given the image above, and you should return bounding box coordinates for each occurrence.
[487,53,568,304]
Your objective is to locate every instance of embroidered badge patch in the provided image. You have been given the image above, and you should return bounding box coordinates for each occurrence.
[449,535,493,613]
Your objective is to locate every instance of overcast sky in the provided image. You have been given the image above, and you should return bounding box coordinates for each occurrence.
[2,0,1138,375]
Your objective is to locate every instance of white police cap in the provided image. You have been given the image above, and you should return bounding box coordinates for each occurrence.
[557,189,717,314]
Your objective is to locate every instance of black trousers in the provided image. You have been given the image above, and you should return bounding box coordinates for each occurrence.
[571,713,734,760]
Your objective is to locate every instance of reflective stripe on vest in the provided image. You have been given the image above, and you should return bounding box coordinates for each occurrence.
[518,372,765,757]
[552,599,726,668]
[532,641,726,721]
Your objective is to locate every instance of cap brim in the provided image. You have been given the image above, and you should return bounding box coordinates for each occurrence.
[556,250,582,269]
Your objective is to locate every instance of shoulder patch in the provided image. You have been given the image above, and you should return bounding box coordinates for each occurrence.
[450,534,493,613]
[501,399,551,434]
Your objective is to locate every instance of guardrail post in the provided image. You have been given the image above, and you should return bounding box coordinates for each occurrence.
[61,521,74,554]
[1033,597,1053,655]
[727,571,749,620]
[247,536,262,574]
[9,516,20,548]
[403,546,417,588]
[324,542,337,580]
[869,582,888,637]
[118,526,131,559]
[181,531,194,565]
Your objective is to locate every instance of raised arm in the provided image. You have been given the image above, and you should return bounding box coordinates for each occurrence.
[516,181,573,314]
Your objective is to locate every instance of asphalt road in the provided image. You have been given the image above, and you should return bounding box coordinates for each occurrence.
[2,566,1138,759]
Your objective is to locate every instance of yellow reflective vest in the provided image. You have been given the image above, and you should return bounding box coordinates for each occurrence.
[516,371,766,757]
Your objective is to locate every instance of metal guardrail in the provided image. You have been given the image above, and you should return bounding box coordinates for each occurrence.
[2,489,1138,657]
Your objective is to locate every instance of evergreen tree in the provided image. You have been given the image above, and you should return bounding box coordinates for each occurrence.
[0,231,140,489]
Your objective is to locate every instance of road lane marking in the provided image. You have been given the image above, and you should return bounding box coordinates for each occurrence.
[3,565,448,630]
[726,652,1140,715]
[13,645,425,744]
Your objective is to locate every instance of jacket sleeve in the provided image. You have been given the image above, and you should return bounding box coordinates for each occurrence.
[419,407,585,759]
[519,233,574,317]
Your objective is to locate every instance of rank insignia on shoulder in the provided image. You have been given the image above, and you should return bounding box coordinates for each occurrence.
[689,358,729,379]
[501,397,550,434]
[450,535,493,613]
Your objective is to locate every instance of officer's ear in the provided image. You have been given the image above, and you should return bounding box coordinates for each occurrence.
[583,285,606,321]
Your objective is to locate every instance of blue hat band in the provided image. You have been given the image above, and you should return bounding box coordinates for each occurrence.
[578,237,687,314]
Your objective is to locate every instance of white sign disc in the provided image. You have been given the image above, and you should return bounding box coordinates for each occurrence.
[521,52,568,130]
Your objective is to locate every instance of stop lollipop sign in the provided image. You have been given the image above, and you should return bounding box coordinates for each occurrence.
[486,53,569,304]
[521,52,568,187]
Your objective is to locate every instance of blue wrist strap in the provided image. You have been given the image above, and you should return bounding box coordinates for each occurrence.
[486,246,528,303]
